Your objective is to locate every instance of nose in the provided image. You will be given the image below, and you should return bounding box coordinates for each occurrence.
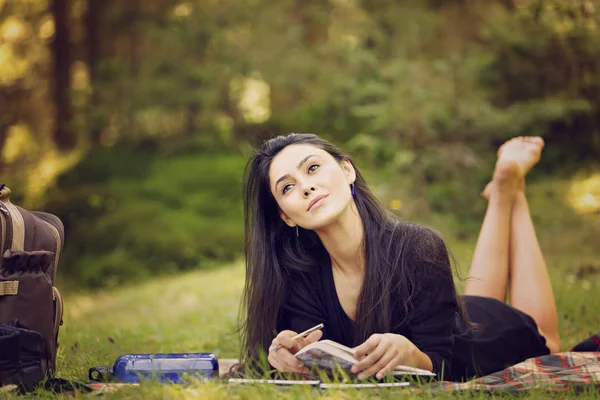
[303,186,316,197]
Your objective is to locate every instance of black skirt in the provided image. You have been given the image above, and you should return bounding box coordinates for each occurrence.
[450,295,551,382]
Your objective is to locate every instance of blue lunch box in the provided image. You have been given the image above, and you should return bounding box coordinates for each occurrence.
[89,353,219,383]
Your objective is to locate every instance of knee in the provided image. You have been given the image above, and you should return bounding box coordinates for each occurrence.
[538,328,561,353]
[545,337,561,353]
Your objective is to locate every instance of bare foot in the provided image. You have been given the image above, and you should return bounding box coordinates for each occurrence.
[481,136,545,200]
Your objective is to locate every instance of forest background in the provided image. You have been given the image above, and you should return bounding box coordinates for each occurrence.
[2,1,600,396]
[2,0,599,289]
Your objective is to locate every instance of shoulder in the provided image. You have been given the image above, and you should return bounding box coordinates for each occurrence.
[278,264,328,330]
[283,264,326,305]
[387,220,450,265]
[384,220,454,295]
[287,262,324,286]
[391,223,458,311]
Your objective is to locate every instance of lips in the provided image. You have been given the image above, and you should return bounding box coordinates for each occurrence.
[308,195,328,211]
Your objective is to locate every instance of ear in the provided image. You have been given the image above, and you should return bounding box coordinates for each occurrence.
[279,210,296,227]
[341,159,356,184]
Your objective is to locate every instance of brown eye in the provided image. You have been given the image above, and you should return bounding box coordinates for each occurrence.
[308,164,319,173]
[282,183,292,194]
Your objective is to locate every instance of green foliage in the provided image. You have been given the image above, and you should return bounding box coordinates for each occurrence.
[49,146,247,289]
[3,0,600,288]
[478,1,600,165]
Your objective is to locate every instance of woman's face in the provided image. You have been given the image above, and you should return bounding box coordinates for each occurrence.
[269,143,355,231]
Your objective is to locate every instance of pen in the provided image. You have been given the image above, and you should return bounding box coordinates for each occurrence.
[268,323,324,353]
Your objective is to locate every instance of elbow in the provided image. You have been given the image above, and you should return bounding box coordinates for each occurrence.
[422,351,452,381]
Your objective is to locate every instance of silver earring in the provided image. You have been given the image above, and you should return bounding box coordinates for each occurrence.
[296,226,299,237]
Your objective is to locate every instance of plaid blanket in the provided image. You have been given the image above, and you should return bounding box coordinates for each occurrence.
[435,352,600,392]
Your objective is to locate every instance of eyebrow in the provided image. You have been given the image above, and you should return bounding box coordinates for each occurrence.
[274,154,318,191]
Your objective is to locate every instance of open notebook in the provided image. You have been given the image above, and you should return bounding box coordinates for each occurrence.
[228,379,411,388]
[295,340,435,377]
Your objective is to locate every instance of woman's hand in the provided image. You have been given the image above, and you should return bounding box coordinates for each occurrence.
[268,329,323,374]
[351,333,431,380]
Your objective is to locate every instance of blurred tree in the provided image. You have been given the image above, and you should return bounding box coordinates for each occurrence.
[480,0,600,167]
[52,0,75,149]
[1,0,57,182]
[85,0,101,145]
[1,0,600,286]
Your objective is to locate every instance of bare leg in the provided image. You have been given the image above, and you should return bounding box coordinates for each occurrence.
[509,190,561,352]
[464,160,520,301]
[476,137,560,353]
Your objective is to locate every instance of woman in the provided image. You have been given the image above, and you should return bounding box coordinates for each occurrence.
[239,133,560,382]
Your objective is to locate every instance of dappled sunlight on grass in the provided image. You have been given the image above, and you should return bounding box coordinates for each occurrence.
[64,261,245,326]
[58,262,246,386]
[567,173,600,215]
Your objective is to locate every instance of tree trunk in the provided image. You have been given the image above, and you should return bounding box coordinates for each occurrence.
[0,89,10,158]
[361,0,399,55]
[0,97,13,176]
[186,101,200,136]
[294,0,329,46]
[87,0,103,145]
[0,126,7,175]
[500,0,516,10]
[52,0,75,149]
[125,0,140,140]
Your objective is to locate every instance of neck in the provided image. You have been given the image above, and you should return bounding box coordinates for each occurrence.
[314,200,364,276]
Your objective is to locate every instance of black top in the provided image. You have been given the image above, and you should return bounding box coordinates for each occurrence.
[277,258,550,382]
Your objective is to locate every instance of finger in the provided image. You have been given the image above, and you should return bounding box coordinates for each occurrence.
[269,337,278,350]
[292,330,323,353]
[269,352,296,374]
[268,339,280,369]
[352,337,389,374]
[353,334,382,363]
[275,348,308,374]
[268,353,284,372]
[375,352,404,380]
[276,330,299,350]
[268,347,291,373]
[359,346,397,380]
[305,329,323,344]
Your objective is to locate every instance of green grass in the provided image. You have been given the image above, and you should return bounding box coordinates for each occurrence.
[6,177,600,399]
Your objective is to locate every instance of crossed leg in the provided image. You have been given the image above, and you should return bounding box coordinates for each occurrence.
[464,137,561,353]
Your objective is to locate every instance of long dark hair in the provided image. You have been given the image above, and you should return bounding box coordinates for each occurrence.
[238,133,463,367]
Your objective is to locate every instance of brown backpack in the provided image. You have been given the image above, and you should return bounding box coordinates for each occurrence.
[0,184,64,376]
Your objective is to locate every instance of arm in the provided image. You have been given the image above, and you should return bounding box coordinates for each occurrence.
[352,229,459,380]
[351,332,433,380]
[406,233,459,380]
[410,345,434,371]
[271,272,328,373]
[277,273,328,337]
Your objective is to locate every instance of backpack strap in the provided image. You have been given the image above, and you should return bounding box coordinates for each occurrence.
[19,208,35,251]
[2,202,24,251]
[0,281,18,296]
[0,185,8,201]
[52,287,64,335]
